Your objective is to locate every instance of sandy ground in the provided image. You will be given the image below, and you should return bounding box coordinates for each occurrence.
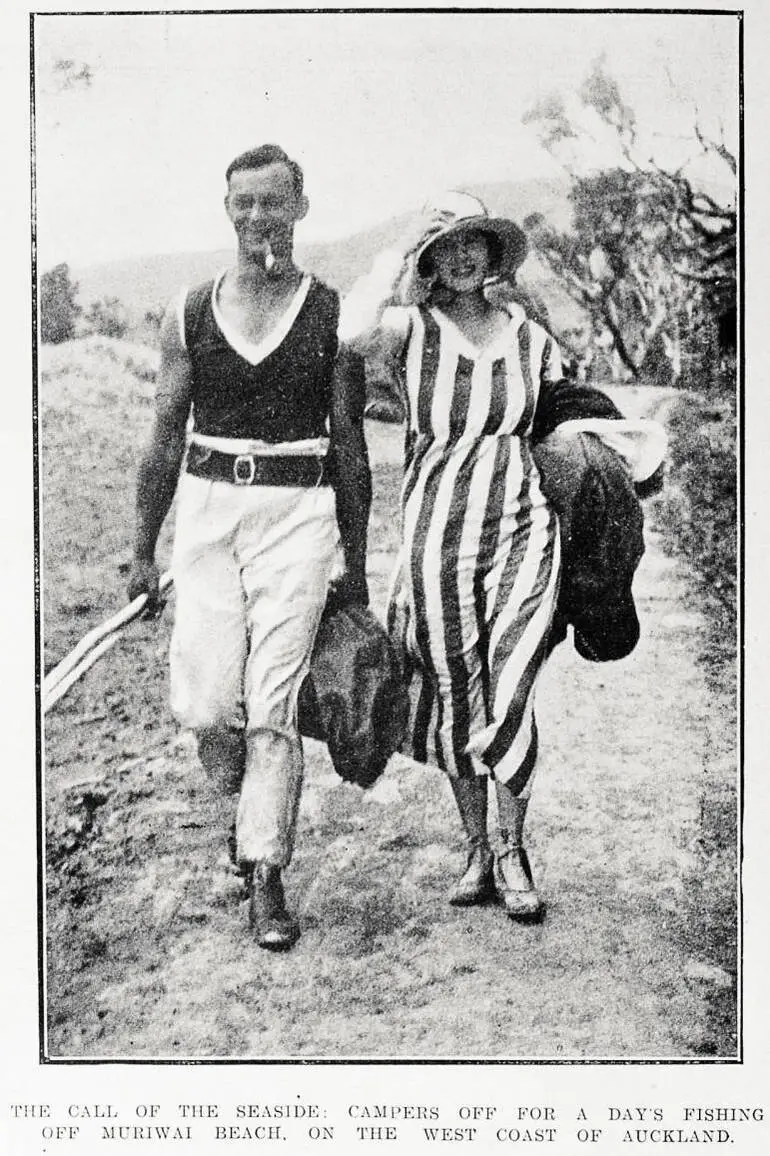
[42,356,737,1060]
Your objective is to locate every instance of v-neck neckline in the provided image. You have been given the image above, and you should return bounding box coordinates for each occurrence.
[430,303,518,359]
[212,269,312,367]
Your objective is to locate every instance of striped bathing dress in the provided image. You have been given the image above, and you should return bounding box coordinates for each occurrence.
[388,301,562,794]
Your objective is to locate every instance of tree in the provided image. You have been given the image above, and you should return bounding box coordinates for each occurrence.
[143,306,165,333]
[81,296,130,340]
[40,263,81,344]
[522,57,736,387]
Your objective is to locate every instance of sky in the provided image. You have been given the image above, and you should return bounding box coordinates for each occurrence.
[33,10,740,268]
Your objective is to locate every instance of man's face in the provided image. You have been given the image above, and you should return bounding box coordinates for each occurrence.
[225,162,308,265]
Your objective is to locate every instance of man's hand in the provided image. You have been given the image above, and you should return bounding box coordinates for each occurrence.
[129,299,191,616]
[327,569,370,614]
[329,345,372,617]
[127,556,163,617]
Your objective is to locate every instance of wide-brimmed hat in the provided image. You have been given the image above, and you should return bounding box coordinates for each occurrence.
[415,191,528,279]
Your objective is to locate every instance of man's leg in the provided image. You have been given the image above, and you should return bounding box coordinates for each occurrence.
[237,486,339,949]
[196,726,245,795]
[236,728,302,867]
[237,727,304,950]
[170,475,249,858]
[195,725,246,867]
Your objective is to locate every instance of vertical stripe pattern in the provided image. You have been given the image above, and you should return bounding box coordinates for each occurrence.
[391,304,561,793]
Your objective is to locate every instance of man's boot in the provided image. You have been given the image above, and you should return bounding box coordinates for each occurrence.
[448,775,494,906]
[493,784,544,922]
[246,862,300,951]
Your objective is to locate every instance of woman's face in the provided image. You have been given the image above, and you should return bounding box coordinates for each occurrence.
[428,229,493,294]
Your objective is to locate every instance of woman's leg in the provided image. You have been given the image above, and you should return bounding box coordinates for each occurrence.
[493,773,544,922]
[447,773,494,906]
[409,559,495,904]
[401,448,499,901]
[480,497,560,922]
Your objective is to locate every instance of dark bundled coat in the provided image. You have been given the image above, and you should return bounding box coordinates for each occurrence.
[532,383,647,662]
[297,603,409,787]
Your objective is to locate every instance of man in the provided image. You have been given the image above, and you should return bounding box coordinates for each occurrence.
[127,144,371,951]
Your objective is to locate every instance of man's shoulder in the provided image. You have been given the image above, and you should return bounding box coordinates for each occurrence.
[303,275,341,328]
[306,274,340,304]
[178,278,217,349]
[183,277,216,308]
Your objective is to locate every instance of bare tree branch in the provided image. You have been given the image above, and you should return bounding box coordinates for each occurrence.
[521,62,737,379]
[695,122,737,176]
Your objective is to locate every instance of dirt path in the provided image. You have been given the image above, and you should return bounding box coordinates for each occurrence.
[43,410,736,1060]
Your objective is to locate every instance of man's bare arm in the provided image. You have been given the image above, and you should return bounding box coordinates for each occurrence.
[328,345,372,607]
[127,301,192,607]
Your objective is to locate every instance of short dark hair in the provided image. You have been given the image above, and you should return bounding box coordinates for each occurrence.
[225,144,304,197]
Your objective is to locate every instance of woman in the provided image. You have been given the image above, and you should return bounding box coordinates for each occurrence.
[339,191,657,923]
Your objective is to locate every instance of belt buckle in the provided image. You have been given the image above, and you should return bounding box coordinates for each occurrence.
[233,453,256,485]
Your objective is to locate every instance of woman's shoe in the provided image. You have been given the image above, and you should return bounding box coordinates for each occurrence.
[448,842,495,906]
[493,846,545,923]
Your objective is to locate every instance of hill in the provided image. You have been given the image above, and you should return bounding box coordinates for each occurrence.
[71,177,582,334]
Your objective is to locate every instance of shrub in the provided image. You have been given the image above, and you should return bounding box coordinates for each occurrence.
[655,391,737,630]
[81,296,130,340]
[40,263,81,344]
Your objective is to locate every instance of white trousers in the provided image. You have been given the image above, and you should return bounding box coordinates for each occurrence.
[170,474,339,865]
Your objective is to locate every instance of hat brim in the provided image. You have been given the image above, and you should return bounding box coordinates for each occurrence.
[416,217,528,279]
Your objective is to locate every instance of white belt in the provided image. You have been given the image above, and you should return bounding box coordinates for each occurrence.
[190,432,330,457]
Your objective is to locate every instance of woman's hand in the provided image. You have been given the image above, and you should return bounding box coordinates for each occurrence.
[391,255,432,307]
[395,212,437,260]
[392,212,449,305]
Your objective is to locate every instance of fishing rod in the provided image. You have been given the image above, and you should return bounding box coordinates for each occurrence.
[43,571,174,713]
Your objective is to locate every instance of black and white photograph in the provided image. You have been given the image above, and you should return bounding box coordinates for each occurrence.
[29,5,745,1069]
[5,0,770,1147]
